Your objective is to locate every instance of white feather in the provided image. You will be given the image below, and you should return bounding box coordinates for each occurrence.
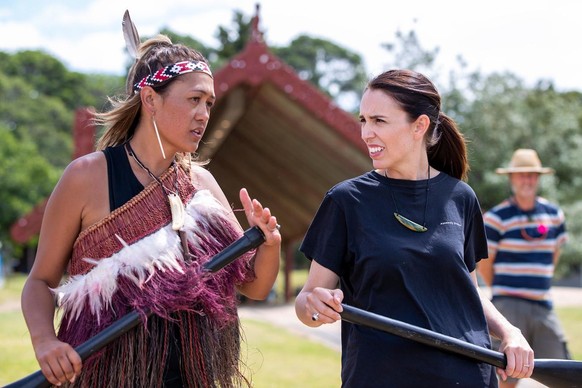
[54,190,232,322]
[122,10,140,59]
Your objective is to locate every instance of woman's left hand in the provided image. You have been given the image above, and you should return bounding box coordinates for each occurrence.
[498,327,534,380]
[240,188,281,247]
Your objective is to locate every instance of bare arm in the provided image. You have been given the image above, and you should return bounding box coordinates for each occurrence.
[471,271,534,381]
[553,247,561,267]
[193,166,280,300]
[295,260,343,327]
[22,153,107,385]
[477,251,495,287]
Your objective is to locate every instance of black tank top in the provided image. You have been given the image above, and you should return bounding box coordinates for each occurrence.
[102,144,144,211]
[103,144,183,386]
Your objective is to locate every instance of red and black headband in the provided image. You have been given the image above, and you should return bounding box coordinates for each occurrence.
[133,60,213,92]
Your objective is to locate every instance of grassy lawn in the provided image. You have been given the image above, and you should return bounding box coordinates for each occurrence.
[1,273,580,387]
[0,310,342,387]
[242,319,341,387]
[559,307,582,359]
[0,274,341,387]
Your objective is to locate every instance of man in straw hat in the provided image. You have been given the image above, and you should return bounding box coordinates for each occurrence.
[478,149,570,388]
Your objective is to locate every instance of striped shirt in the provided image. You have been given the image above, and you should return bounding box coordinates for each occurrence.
[484,197,567,308]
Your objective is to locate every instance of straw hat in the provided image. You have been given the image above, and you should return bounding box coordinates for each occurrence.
[495,149,554,174]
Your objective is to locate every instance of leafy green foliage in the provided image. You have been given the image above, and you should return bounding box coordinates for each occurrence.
[381,30,582,277]
[0,70,73,167]
[213,10,254,69]
[0,51,118,256]
[1,8,581,279]
[273,35,367,112]
[0,125,59,242]
[445,72,582,276]
[0,50,112,110]
[381,30,440,77]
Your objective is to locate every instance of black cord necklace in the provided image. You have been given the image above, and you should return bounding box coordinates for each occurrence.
[385,166,430,233]
[125,142,185,232]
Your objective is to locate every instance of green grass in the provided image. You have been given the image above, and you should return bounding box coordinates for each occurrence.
[1,273,581,386]
[0,273,340,387]
[557,307,582,359]
[241,319,341,387]
[0,272,26,304]
[0,309,37,384]
[0,311,341,387]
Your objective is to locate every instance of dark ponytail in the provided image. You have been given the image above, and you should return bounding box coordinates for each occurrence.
[367,70,469,180]
[427,113,468,180]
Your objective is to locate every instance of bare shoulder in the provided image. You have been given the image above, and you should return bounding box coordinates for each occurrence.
[30,152,108,282]
[55,151,109,229]
[62,151,107,185]
[190,164,219,191]
[190,164,234,209]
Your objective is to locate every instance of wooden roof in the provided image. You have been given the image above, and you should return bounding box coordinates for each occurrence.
[200,10,370,242]
[11,8,371,251]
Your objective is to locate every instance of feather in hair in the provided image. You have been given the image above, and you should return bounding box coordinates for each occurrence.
[122,10,140,59]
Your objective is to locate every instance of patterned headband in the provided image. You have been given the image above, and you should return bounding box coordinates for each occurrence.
[133,60,213,92]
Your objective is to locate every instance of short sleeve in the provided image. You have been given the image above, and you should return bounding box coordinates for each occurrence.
[463,199,489,270]
[300,192,348,276]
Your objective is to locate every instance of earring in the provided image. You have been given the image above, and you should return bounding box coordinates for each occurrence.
[152,116,167,159]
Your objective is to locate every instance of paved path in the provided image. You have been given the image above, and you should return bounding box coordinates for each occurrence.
[240,286,582,388]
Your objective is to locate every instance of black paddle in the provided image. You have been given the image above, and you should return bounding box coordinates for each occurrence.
[6,226,266,388]
[340,303,582,388]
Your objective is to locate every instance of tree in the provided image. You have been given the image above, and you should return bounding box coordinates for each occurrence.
[0,72,73,167]
[273,35,367,112]
[0,50,105,110]
[2,12,581,279]
[378,29,582,278]
[453,73,582,277]
[204,8,368,111]
[0,125,60,243]
[213,10,254,69]
[381,30,441,81]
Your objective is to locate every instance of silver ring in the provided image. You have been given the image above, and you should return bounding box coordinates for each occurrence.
[524,364,530,368]
[311,312,320,321]
[276,224,281,230]
[269,224,281,232]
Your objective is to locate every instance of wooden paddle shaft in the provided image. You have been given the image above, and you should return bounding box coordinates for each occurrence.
[340,304,582,388]
[6,226,265,388]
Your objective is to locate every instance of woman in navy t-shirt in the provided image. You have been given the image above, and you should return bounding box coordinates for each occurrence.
[295,69,534,387]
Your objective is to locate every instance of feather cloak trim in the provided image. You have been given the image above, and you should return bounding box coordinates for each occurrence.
[53,186,255,387]
[54,189,254,327]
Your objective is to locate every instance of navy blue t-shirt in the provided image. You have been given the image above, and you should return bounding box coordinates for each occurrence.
[301,171,496,387]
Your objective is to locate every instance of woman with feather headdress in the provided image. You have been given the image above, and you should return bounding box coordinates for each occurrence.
[20,11,281,387]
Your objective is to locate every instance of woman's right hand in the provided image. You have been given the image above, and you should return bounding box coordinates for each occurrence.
[302,287,344,326]
[34,337,82,386]
[295,260,344,327]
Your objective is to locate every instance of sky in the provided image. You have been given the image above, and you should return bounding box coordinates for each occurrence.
[1,0,582,92]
